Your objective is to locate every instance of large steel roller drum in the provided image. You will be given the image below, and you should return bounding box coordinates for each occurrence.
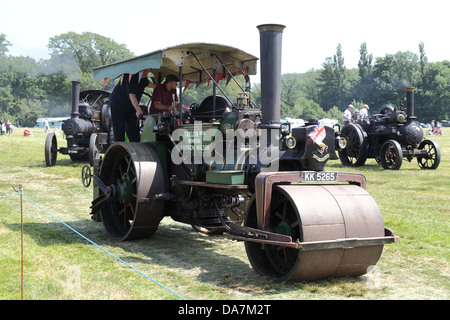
[245,184,385,281]
[98,142,165,241]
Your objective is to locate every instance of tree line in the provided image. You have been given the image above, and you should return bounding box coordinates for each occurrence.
[280,42,450,125]
[1,32,448,128]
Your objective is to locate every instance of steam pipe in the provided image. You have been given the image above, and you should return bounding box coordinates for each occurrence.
[257,24,285,128]
[406,87,415,120]
[71,81,81,119]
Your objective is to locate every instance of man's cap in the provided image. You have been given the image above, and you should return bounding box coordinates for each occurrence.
[164,74,179,83]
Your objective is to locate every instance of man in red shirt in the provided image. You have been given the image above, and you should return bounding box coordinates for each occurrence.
[149,74,180,113]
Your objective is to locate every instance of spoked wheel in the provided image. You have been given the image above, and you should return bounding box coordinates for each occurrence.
[245,189,301,280]
[45,133,58,166]
[338,124,367,167]
[98,142,165,241]
[245,184,385,281]
[81,164,92,187]
[417,139,440,169]
[380,139,403,170]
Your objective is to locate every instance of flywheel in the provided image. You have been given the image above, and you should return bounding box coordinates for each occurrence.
[98,142,165,241]
[245,184,386,281]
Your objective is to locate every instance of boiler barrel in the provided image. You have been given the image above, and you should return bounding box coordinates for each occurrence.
[63,117,96,136]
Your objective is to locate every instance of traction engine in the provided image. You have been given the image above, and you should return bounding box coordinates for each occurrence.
[339,88,440,170]
[82,24,398,281]
[45,85,113,166]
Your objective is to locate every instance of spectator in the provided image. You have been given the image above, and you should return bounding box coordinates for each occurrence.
[5,119,11,135]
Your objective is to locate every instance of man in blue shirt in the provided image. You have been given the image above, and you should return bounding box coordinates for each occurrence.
[110,69,155,142]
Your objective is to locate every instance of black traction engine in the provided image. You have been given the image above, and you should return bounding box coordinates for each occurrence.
[44,82,114,166]
[339,88,440,170]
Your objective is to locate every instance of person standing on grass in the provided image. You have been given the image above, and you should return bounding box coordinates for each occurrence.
[5,119,11,135]
[44,118,49,133]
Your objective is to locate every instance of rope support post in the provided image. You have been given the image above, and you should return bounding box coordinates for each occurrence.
[12,184,24,300]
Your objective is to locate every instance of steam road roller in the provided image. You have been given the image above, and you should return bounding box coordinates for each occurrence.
[83,24,398,281]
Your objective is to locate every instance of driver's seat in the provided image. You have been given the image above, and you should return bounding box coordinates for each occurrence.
[190,95,232,122]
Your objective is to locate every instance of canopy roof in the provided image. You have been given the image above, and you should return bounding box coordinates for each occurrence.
[93,43,258,83]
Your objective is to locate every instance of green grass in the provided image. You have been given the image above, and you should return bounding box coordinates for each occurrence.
[0,127,448,300]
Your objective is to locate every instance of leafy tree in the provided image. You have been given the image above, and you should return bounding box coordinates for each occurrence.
[298,69,321,103]
[333,44,348,108]
[355,42,374,104]
[319,57,338,110]
[419,42,428,88]
[371,51,421,112]
[281,74,304,111]
[1,30,449,128]
[358,42,373,80]
[318,44,351,111]
[0,33,11,56]
[416,61,450,121]
[47,31,134,75]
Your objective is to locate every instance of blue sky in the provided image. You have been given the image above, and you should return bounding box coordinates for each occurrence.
[2,0,448,76]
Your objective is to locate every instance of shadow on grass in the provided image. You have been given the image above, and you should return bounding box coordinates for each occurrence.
[6,218,333,294]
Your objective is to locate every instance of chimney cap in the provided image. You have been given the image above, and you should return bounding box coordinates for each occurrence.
[257,24,286,33]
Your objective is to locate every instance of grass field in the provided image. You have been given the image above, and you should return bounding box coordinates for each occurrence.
[0,127,448,300]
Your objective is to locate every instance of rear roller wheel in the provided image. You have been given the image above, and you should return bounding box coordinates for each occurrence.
[45,133,57,166]
[417,139,440,169]
[245,184,385,281]
[99,142,165,241]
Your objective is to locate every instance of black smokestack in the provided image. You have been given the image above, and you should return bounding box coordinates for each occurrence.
[406,87,415,120]
[71,81,81,119]
[257,24,285,128]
